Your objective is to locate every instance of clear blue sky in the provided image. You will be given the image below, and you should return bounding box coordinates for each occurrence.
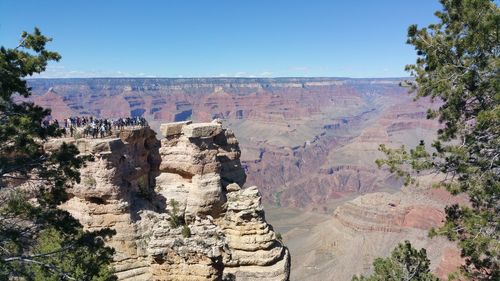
[1,0,442,78]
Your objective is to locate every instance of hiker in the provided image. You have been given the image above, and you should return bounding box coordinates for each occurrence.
[60,115,150,139]
[100,124,106,138]
[90,122,96,138]
[84,125,90,138]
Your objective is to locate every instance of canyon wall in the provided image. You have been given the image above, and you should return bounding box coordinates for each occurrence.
[28,78,438,210]
[51,123,289,281]
[33,78,460,280]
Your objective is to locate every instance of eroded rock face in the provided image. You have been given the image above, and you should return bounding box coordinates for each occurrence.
[220,186,290,281]
[333,192,446,233]
[274,187,464,281]
[27,78,440,210]
[57,124,290,281]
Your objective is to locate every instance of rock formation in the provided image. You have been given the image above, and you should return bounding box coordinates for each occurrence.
[32,78,459,280]
[55,123,290,281]
[333,192,446,233]
[267,186,464,281]
[27,77,438,210]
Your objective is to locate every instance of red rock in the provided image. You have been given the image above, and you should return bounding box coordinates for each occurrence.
[27,78,437,209]
[403,206,445,229]
[434,247,464,280]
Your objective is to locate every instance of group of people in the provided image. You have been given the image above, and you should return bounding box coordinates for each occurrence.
[42,116,148,138]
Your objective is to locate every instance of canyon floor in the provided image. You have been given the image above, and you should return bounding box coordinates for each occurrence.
[265,186,463,281]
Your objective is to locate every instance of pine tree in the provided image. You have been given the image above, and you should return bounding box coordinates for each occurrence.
[0,28,116,280]
[376,0,499,279]
[352,241,439,281]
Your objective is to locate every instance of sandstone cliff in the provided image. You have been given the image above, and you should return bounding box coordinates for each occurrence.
[54,122,290,281]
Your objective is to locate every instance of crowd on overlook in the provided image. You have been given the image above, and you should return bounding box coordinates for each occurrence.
[42,116,148,138]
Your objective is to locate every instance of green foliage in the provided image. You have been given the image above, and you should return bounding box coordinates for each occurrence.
[375,141,433,186]
[376,1,499,279]
[0,28,61,100]
[25,228,116,281]
[0,28,116,279]
[167,199,184,228]
[352,241,439,281]
[168,199,190,238]
[182,225,191,238]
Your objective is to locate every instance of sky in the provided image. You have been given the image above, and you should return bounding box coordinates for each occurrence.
[0,0,443,78]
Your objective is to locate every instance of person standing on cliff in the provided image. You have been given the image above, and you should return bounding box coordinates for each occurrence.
[90,122,96,138]
[100,123,106,138]
[84,124,90,138]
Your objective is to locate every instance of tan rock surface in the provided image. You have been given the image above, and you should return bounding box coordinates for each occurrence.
[160,120,192,137]
[56,124,289,281]
[183,123,223,138]
[220,186,290,281]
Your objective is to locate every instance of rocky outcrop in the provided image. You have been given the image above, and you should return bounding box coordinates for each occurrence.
[333,192,446,233]
[56,123,290,281]
[272,188,463,281]
[221,185,290,280]
[27,78,438,210]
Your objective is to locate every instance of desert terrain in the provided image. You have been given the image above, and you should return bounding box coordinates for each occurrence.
[27,77,460,280]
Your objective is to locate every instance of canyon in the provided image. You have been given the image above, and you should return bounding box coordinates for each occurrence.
[28,78,460,280]
[266,185,465,281]
[46,122,290,280]
[27,78,438,210]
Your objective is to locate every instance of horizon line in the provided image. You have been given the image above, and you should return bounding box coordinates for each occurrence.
[27,76,413,80]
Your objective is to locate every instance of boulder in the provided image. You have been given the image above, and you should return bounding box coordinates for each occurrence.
[160,120,192,137]
[182,123,222,138]
[226,183,241,192]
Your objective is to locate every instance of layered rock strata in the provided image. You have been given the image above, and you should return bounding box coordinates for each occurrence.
[27,78,438,210]
[333,192,446,233]
[56,123,290,281]
[272,188,463,281]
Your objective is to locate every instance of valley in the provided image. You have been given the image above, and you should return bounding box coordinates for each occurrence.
[26,77,458,280]
[27,77,438,208]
